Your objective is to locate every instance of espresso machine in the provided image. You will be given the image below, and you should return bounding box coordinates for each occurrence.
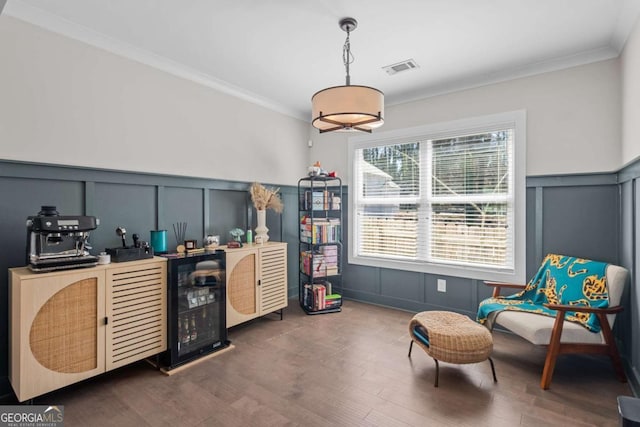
[26,206,99,272]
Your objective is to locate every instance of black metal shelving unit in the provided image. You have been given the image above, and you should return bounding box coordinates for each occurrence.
[298,175,343,314]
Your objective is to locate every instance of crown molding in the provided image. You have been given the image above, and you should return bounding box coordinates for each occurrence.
[387,45,619,108]
[610,0,640,52]
[387,2,640,108]
[3,1,307,122]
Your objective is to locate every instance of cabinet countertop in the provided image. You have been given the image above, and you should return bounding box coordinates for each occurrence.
[220,241,286,252]
[9,256,167,278]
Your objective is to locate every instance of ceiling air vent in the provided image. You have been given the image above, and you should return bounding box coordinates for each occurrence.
[382,59,419,76]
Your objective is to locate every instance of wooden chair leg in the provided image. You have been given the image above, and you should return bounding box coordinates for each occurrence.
[433,358,439,387]
[541,311,565,390]
[597,312,627,383]
[608,345,627,382]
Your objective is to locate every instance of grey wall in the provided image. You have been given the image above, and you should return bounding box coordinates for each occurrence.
[0,160,298,398]
[0,159,638,399]
[341,174,621,316]
[619,162,640,395]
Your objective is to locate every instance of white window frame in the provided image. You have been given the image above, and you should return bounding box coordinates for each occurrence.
[347,110,526,283]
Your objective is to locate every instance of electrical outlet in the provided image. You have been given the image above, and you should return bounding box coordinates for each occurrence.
[437,279,446,293]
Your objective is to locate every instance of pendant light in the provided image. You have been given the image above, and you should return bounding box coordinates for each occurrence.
[311,17,384,133]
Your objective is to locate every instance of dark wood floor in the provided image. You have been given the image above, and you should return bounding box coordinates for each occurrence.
[32,299,633,426]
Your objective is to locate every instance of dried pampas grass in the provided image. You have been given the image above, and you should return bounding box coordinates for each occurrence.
[249,182,283,213]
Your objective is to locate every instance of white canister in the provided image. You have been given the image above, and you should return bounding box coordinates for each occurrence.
[97,252,111,265]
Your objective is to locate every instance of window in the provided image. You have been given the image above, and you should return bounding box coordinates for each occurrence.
[348,111,526,282]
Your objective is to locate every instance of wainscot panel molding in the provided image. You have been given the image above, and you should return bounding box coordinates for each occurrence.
[340,173,620,316]
[1,159,640,399]
[620,158,640,183]
[0,159,297,400]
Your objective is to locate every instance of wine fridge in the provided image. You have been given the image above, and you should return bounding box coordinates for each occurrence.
[160,250,229,369]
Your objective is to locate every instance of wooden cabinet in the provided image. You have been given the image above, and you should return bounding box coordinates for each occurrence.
[9,258,167,402]
[10,268,106,403]
[225,242,287,328]
[105,261,167,371]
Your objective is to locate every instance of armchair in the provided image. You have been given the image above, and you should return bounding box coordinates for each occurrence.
[478,254,628,389]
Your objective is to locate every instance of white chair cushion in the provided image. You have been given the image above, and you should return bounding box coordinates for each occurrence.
[489,310,605,345]
[606,264,627,307]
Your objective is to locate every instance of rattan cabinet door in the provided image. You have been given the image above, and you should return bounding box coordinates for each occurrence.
[226,248,258,328]
[9,268,106,402]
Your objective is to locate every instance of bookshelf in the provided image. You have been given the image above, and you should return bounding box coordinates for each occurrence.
[298,175,343,314]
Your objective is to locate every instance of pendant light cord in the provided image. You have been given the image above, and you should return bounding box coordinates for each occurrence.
[343,30,354,86]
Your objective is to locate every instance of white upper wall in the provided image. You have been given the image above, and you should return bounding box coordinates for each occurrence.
[0,16,309,185]
[0,14,629,183]
[622,14,640,166]
[310,59,622,179]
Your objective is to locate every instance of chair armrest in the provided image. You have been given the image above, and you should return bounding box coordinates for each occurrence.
[484,281,526,298]
[543,303,624,315]
[543,304,623,339]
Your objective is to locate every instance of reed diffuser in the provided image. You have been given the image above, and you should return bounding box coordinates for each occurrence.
[173,222,187,253]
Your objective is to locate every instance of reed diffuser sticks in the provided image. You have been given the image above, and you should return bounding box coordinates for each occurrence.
[173,222,187,245]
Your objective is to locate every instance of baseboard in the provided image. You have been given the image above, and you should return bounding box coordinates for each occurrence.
[157,344,235,375]
[624,360,640,397]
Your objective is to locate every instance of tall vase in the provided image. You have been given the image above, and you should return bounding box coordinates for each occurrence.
[255,209,269,243]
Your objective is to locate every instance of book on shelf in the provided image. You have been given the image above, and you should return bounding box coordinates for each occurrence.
[302,190,340,211]
[311,191,325,211]
[314,279,332,295]
[302,284,312,308]
[319,245,338,253]
[325,293,342,309]
[314,284,326,310]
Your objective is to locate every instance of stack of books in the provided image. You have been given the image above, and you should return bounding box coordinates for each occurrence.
[319,245,338,275]
[325,293,342,309]
[301,190,340,211]
[303,282,342,311]
[300,250,320,276]
[300,216,341,244]
[300,246,339,277]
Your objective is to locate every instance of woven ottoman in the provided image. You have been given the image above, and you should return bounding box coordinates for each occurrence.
[408,310,497,387]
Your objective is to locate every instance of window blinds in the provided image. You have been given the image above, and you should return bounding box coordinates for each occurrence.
[355,143,421,259]
[353,129,514,271]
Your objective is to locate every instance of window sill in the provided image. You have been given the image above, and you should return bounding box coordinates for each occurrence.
[348,254,524,283]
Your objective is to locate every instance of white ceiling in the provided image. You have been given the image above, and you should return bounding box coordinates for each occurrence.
[4,0,640,121]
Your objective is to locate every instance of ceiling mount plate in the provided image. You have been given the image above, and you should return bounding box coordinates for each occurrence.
[339,17,358,33]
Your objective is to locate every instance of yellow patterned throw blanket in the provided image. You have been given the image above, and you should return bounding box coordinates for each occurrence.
[477,254,609,332]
